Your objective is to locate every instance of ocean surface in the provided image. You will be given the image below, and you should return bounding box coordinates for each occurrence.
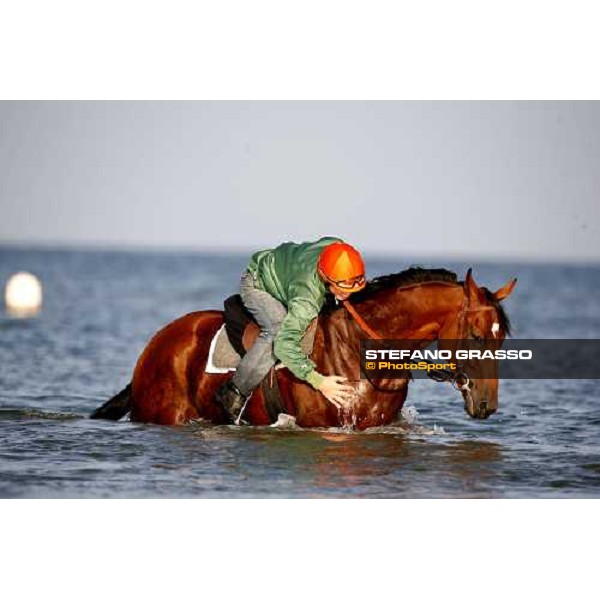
[1,247,599,498]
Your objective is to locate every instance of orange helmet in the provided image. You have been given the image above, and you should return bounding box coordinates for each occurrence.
[317,242,366,293]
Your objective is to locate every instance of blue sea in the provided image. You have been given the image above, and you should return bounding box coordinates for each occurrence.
[1,246,599,498]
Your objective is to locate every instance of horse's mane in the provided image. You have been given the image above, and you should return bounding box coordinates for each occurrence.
[323,266,511,335]
[355,266,460,298]
[323,267,459,311]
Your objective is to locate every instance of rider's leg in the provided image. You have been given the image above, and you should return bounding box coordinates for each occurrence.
[231,271,287,396]
[215,271,287,423]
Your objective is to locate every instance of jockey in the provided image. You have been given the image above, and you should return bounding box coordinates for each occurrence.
[214,237,367,424]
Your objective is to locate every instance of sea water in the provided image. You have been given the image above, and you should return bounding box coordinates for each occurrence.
[1,247,599,498]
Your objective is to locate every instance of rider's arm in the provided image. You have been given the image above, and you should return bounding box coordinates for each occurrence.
[273,289,325,390]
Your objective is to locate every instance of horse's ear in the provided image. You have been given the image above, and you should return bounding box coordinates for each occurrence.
[494,278,517,301]
[464,268,479,301]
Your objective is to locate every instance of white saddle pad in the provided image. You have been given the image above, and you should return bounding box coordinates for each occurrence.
[205,320,318,374]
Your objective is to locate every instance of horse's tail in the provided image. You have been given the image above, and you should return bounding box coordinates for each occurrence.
[90,383,132,421]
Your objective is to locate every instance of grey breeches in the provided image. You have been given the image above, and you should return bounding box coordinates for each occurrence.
[230,271,287,396]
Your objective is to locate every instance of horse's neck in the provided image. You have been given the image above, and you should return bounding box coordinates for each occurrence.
[346,283,464,341]
[314,283,465,375]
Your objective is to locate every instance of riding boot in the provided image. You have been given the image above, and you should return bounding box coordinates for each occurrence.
[214,380,250,425]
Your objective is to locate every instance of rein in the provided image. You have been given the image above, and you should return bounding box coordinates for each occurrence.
[342,299,408,393]
[341,299,383,340]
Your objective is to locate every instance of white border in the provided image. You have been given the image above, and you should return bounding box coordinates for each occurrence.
[1,1,600,99]
[3,500,597,599]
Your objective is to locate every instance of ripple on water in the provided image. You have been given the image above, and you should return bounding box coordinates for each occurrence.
[0,408,82,421]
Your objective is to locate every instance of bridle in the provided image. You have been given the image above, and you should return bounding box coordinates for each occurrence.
[449,298,497,390]
[342,295,497,392]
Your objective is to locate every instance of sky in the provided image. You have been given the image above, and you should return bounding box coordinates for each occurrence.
[0,101,599,262]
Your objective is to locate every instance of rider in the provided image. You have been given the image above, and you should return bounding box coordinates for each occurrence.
[214,237,367,423]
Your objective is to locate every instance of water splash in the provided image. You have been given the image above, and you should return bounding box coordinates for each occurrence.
[401,405,420,425]
[187,404,447,436]
[270,413,300,429]
[265,409,447,437]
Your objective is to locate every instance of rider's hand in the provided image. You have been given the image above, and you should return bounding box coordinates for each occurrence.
[318,375,355,409]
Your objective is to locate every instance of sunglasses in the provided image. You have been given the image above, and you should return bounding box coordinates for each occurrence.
[325,274,366,290]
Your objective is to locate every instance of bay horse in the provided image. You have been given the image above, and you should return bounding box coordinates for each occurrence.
[90,267,516,430]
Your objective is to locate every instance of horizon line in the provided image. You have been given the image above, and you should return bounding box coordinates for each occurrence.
[1,239,599,267]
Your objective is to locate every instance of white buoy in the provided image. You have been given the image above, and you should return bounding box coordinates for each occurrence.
[4,271,43,317]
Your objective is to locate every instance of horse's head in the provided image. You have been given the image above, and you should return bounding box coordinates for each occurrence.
[440,269,517,419]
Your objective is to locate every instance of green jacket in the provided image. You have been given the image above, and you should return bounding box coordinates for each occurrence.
[248,236,342,389]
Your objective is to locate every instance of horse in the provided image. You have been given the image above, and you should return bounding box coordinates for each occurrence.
[90,267,516,430]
